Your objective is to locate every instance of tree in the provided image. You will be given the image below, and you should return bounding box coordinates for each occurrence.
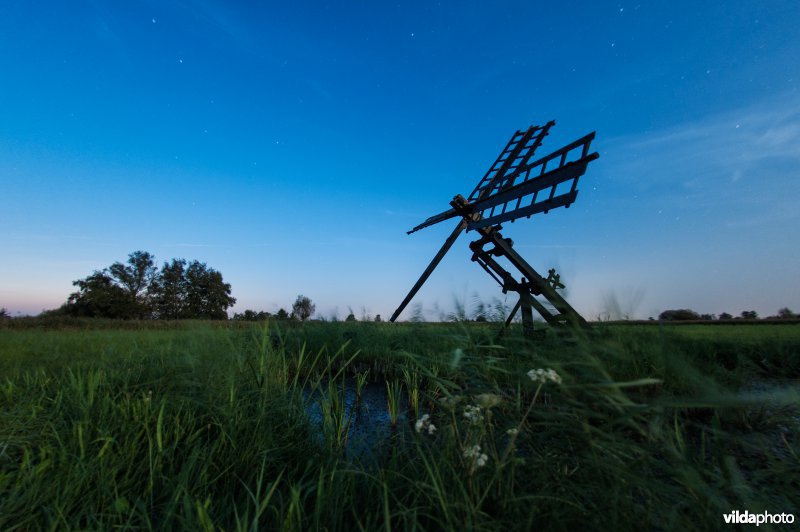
[291,295,315,322]
[740,310,758,320]
[0,308,9,320]
[374,314,382,322]
[67,271,132,318]
[345,313,357,322]
[276,308,289,320]
[718,312,733,320]
[66,251,158,319]
[658,309,700,321]
[233,310,271,321]
[64,251,236,320]
[108,251,158,318]
[153,259,187,319]
[777,307,796,319]
[184,261,236,319]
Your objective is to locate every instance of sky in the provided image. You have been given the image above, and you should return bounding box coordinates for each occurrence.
[1,1,799,320]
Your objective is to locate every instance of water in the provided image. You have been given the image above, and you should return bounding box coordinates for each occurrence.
[303,379,411,461]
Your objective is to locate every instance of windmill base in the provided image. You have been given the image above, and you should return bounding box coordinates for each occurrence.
[468,225,588,339]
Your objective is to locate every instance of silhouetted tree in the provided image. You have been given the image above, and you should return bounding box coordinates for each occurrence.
[719,312,733,320]
[276,308,289,320]
[658,309,700,321]
[67,271,133,318]
[374,314,382,322]
[291,295,315,322]
[153,259,187,319]
[65,251,235,320]
[184,261,236,319]
[740,310,758,319]
[345,313,357,322]
[66,250,156,319]
[108,251,158,318]
[777,307,796,319]
[233,310,271,321]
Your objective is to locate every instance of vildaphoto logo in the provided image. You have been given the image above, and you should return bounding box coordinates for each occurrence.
[723,510,795,526]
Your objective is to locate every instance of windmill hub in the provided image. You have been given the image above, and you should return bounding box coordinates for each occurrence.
[449,194,471,212]
[390,120,599,338]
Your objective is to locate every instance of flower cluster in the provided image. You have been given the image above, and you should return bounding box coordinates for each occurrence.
[506,428,519,436]
[414,414,436,435]
[463,404,484,424]
[527,368,562,384]
[463,444,488,472]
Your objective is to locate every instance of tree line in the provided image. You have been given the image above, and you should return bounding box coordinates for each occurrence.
[658,308,797,321]
[53,251,236,320]
[233,295,316,322]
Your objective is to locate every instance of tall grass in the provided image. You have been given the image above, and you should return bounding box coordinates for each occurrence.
[0,321,798,529]
[385,379,403,427]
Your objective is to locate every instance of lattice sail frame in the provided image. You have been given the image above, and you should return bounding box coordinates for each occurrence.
[467,121,555,201]
[407,124,597,235]
[466,130,596,230]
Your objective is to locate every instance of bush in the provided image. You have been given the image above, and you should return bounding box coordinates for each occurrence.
[658,309,700,321]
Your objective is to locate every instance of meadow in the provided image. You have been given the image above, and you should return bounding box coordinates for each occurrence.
[0,319,798,530]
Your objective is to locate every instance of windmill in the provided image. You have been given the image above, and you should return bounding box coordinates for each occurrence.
[389,121,598,338]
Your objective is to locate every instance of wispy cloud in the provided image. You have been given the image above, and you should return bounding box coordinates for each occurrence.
[603,92,800,181]
[600,93,800,227]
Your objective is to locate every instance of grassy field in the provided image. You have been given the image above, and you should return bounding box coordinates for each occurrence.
[0,320,798,530]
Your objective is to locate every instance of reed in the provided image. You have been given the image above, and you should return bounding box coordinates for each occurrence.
[354,370,369,407]
[318,376,355,450]
[385,379,403,427]
[401,367,420,419]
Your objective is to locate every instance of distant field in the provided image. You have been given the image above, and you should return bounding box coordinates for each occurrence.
[1,320,798,530]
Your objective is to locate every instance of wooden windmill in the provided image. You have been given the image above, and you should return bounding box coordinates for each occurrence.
[390,121,598,337]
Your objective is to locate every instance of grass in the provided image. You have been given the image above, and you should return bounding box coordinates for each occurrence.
[0,320,798,530]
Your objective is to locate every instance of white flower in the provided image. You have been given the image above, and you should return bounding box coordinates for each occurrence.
[463,444,488,471]
[546,369,562,384]
[527,368,562,384]
[414,414,436,435]
[463,404,484,424]
[506,428,519,436]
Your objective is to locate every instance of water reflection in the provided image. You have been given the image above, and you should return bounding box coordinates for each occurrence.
[303,379,410,462]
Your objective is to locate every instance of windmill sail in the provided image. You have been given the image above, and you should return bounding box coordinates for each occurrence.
[467,121,554,201]
[466,132,597,230]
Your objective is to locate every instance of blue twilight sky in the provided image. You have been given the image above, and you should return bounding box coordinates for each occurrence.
[1,1,799,320]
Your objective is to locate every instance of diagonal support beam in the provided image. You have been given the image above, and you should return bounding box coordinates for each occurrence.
[469,226,588,329]
[390,219,467,322]
[482,229,588,328]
